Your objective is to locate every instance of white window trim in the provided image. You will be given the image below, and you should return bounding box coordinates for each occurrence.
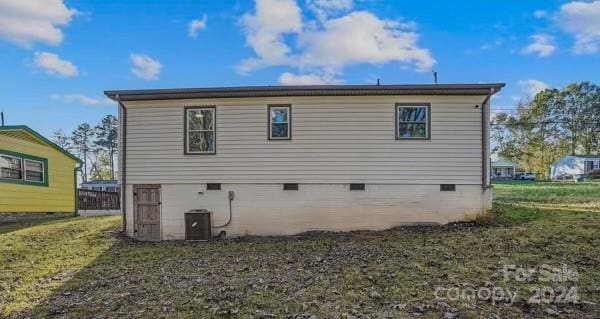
[0,154,23,181]
[396,105,429,139]
[186,107,216,154]
[24,158,45,183]
[269,105,291,140]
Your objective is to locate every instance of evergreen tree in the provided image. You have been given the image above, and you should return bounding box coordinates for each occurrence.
[71,123,93,182]
[94,115,118,180]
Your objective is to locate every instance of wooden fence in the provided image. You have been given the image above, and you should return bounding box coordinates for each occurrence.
[78,189,120,210]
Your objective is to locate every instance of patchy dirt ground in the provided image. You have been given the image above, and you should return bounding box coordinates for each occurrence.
[2,181,599,318]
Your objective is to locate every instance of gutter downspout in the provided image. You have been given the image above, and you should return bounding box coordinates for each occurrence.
[118,95,127,233]
[481,88,496,191]
[74,166,80,216]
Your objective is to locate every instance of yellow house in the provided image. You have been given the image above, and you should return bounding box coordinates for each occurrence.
[0,125,80,214]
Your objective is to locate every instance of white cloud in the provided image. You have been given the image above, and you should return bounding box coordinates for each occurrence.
[557,0,600,54]
[297,11,435,71]
[278,71,340,84]
[130,54,162,80]
[51,94,113,106]
[519,79,550,98]
[0,0,77,47]
[533,10,547,19]
[238,1,435,78]
[480,39,503,51]
[34,52,78,77]
[307,0,353,21]
[521,34,556,57]
[188,15,207,38]
[308,0,353,11]
[238,0,303,73]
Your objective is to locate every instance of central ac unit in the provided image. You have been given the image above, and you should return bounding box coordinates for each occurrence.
[185,209,212,241]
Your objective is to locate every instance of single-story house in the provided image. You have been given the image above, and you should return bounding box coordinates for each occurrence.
[105,83,504,241]
[0,125,80,219]
[491,158,517,179]
[80,179,120,193]
[551,155,600,180]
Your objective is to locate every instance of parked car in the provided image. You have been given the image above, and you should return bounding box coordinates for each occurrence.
[520,172,536,181]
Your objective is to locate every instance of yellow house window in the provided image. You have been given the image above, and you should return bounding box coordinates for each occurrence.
[0,154,22,180]
[0,150,48,187]
[25,159,44,183]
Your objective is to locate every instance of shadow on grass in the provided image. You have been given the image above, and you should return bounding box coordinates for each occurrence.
[18,240,131,318]
[13,202,599,318]
[1,216,120,318]
[0,217,77,236]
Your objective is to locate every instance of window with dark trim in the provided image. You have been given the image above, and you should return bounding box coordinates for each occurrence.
[185,106,216,154]
[395,104,430,139]
[0,150,48,187]
[268,105,291,140]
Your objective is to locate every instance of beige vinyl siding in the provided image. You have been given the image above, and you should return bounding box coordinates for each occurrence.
[123,96,485,185]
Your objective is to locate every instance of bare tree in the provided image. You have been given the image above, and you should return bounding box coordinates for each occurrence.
[51,129,71,151]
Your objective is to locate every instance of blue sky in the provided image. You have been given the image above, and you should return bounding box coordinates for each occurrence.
[0,0,599,137]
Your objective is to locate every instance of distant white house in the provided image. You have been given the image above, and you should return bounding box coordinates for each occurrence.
[550,155,600,180]
[80,180,120,192]
[491,159,517,179]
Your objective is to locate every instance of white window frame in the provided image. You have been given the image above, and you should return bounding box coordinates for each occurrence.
[24,159,45,183]
[395,104,430,140]
[185,106,216,155]
[0,154,23,181]
[268,105,291,140]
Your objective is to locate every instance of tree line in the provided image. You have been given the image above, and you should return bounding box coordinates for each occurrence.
[52,115,118,182]
[492,82,600,178]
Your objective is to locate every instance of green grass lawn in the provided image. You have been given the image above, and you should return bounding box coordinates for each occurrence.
[1,182,599,318]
